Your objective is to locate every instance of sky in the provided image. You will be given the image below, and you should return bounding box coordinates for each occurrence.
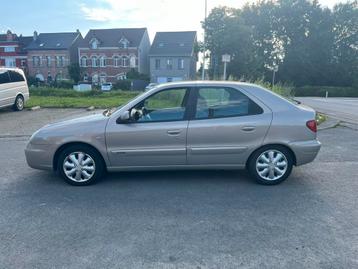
[0,0,347,41]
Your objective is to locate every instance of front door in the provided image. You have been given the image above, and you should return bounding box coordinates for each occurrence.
[187,86,272,166]
[106,87,190,167]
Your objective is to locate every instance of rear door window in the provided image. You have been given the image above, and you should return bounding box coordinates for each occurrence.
[8,70,25,82]
[195,87,263,119]
[0,70,11,84]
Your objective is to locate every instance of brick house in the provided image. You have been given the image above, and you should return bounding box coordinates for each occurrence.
[0,30,32,74]
[26,31,83,82]
[78,28,150,84]
[149,31,197,83]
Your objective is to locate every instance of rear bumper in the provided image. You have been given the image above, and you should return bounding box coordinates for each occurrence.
[289,140,321,166]
[25,143,53,171]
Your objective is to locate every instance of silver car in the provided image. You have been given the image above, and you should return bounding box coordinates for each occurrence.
[25,81,321,186]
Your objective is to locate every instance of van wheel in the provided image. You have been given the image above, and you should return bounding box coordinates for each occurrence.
[13,95,24,111]
[248,146,293,185]
[58,145,105,186]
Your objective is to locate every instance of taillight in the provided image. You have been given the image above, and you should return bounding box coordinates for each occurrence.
[306,120,317,133]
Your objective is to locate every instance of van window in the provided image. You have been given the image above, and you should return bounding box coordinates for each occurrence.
[0,70,11,84]
[8,70,25,82]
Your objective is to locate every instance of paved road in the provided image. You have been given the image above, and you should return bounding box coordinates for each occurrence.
[1,109,358,268]
[296,97,358,124]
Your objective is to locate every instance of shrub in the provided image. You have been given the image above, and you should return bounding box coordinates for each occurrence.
[294,86,358,97]
[113,80,132,91]
[53,80,74,89]
[29,86,140,98]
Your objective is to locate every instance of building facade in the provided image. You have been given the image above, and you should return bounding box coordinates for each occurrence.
[26,31,83,82]
[149,31,197,83]
[0,30,32,74]
[78,28,150,84]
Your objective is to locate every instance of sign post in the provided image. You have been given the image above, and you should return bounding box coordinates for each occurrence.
[222,54,231,80]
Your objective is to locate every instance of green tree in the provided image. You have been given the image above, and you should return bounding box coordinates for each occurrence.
[67,63,82,84]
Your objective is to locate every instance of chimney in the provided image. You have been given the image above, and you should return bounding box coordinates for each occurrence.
[6,30,13,41]
[33,31,38,41]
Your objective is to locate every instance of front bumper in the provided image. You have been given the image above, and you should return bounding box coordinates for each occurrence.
[289,140,321,166]
[25,142,53,171]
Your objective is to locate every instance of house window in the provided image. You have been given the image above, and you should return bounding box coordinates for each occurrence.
[99,56,106,67]
[155,59,160,70]
[5,58,16,67]
[81,56,87,67]
[114,56,120,67]
[122,56,129,67]
[100,73,106,84]
[33,56,40,67]
[119,39,129,49]
[130,56,136,68]
[166,59,173,70]
[4,47,15,52]
[56,56,64,67]
[178,58,184,70]
[91,41,98,49]
[46,56,51,67]
[92,56,98,67]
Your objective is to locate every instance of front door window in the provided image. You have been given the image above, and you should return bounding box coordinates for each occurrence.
[130,88,188,123]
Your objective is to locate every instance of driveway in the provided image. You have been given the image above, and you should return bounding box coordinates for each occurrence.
[296,97,358,124]
[0,109,358,268]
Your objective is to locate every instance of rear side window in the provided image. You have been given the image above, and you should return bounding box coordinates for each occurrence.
[195,87,263,119]
[0,70,11,84]
[8,70,25,82]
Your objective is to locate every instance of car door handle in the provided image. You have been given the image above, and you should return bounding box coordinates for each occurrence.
[241,126,256,132]
[167,129,181,135]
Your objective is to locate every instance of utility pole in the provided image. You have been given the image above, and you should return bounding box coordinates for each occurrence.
[201,0,207,80]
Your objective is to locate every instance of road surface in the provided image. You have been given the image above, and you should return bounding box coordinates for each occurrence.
[296,97,358,124]
[1,108,358,268]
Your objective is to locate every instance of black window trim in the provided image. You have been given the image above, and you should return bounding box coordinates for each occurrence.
[187,86,264,121]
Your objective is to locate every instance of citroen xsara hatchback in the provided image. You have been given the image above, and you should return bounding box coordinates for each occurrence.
[25,81,321,186]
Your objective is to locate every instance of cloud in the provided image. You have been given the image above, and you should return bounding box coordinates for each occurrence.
[79,0,339,39]
[79,0,245,39]
[80,4,115,22]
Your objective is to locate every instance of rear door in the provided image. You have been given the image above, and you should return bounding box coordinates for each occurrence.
[187,86,272,166]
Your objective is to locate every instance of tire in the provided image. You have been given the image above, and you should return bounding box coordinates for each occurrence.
[58,145,105,186]
[13,95,24,111]
[248,145,293,185]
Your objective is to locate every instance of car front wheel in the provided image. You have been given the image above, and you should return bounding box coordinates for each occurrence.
[58,145,104,186]
[248,146,293,185]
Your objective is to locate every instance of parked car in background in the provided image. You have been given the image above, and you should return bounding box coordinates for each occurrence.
[25,81,321,186]
[101,83,113,91]
[0,67,29,111]
[145,83,158,91]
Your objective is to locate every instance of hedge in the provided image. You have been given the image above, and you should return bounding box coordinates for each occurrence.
[294,86,358,97]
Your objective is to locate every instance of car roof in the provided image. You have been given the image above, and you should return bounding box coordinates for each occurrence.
[153,80,297,112]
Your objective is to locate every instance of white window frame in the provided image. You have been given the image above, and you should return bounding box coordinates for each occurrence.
[81,56,87,67]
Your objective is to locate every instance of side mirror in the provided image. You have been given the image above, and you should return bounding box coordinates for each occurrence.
[116,111,130,124]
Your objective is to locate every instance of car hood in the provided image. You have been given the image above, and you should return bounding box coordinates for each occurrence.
[42,113,108,130]
[29,113,110,145]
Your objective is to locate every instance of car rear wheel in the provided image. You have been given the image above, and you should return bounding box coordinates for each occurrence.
[13,95,24,111]
[248,146,293,185]
[58,145,104,186]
